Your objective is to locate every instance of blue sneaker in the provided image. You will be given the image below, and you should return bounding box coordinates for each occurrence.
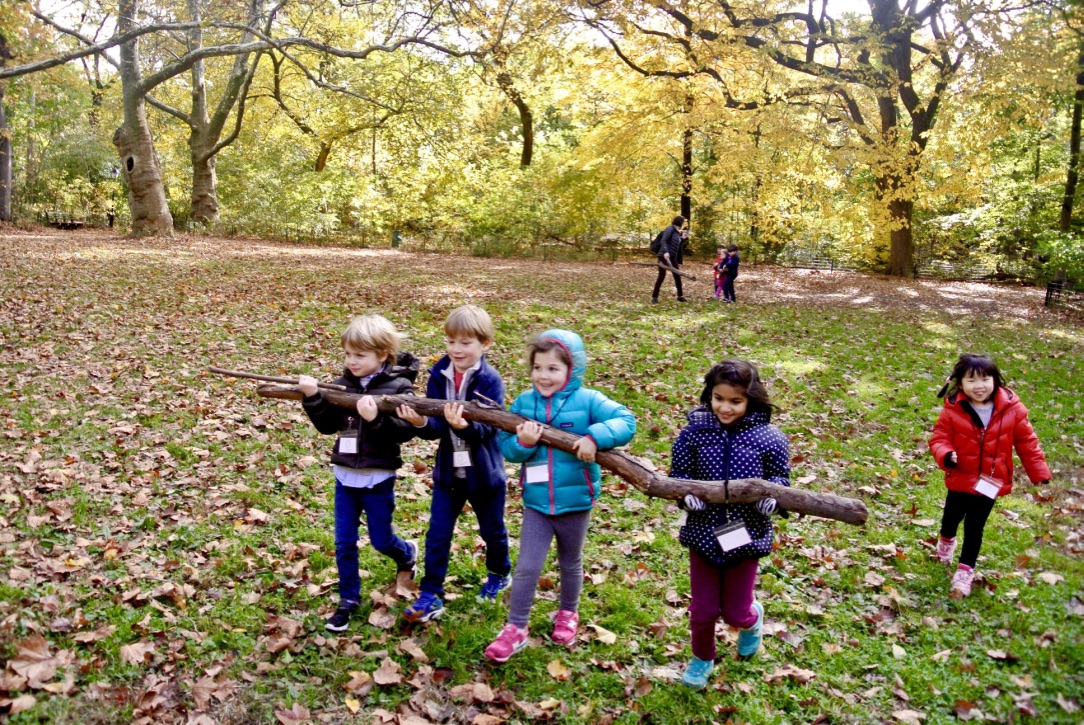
[736,601,764,659]
[477,573,512,603]
[402,591,444,623]
[681,656,714,689]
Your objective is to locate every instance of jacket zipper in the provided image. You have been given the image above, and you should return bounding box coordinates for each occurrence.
[547,396,555,515]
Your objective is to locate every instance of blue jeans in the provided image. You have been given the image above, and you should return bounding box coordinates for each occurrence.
[420,478,510,597]
[334,478,412,602]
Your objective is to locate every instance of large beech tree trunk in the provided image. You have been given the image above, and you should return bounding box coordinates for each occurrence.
[0,32,12,223]
[1063,41,1084,233]
[255,386,868,525]
[115,0,173,235]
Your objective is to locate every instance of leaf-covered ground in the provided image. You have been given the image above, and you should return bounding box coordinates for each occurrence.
[0,229,1082,725]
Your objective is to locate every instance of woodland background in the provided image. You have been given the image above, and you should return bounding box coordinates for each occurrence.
[0,0,1083,280]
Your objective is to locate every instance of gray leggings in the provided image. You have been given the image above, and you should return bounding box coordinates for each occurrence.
[508,507,592,628]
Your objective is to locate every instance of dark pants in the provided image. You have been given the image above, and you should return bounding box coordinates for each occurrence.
[688,550,759,661]
[722,276,736,302]
[653,263,684,299]
[420,478,511,597]
[334,478,413,602]
[939,489,997,568]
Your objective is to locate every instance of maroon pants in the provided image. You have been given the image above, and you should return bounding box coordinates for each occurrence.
[689,550,759,661]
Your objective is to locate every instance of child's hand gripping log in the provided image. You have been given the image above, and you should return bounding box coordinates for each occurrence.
[253,385,869,526]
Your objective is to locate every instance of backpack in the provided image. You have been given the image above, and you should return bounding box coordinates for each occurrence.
[650,230,665,255]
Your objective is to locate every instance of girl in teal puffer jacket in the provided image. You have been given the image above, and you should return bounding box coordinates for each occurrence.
[484,329,636,663]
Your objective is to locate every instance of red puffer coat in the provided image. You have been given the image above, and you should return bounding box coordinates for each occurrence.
[928,387,1050,497]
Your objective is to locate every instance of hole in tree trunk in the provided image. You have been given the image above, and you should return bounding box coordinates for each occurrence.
[126,156,135,173]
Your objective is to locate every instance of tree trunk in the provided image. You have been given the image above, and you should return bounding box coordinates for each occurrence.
[0,96,10,223]
[0,33,11,223]
[887,198,915,277]
[114,0,173,236]
[189,145,218,224]
[495,70,533,167]
[681,126,692,222]
[253,386,869,525]
[1062,41,1084,233]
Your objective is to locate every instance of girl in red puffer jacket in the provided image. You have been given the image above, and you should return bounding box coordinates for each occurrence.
[928,354,1051,598]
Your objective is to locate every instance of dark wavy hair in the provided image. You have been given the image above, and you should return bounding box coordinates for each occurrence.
[671,215,686,228]
[699,359,774,420]
[937,353,1004,399]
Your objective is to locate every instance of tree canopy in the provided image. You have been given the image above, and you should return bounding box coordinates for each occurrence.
[1,0,1081,276]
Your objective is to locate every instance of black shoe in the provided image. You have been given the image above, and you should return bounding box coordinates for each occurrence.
[677,296,687,302]
[325,601,360,632]
[650,297,659,304]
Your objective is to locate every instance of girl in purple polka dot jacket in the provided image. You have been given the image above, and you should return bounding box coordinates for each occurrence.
[670,360,791,690]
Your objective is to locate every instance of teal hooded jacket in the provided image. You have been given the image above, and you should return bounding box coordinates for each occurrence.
[499,329,637,516]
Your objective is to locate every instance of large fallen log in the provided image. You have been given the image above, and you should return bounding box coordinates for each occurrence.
[255,385,867,525]
[627,261,697,281]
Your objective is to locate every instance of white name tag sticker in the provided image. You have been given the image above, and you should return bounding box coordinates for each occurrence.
[714,522,752,552]
[338,436,358,454]
[677,511,688,527]
[974,475,1000,499]
[453,451,472,468]
[525,464,549,484]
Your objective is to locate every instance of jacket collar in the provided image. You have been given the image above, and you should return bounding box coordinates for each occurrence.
[685,407,770,432]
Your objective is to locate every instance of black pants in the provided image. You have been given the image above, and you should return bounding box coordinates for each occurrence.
[939,489,997,568]
[653,264,683,299]
[722,276,736,302]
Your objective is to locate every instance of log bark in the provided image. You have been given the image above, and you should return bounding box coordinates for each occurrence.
[628,261,698,281]
[256,386,867,525]
[207,366,347,390]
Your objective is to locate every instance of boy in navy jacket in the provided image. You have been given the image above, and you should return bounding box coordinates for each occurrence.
[398,305,511,622]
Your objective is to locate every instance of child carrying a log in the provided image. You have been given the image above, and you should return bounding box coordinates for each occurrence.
[671,360,790,689]
[928,353,1050,598]
[397,305,512,622]
[298,314,423,633]
[484,329,636,662]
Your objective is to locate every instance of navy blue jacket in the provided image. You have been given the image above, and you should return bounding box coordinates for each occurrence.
[725,252,740,279]
[414,355,506,491]
[671,408,789,567]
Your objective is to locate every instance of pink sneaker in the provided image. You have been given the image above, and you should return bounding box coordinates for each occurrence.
[935,536,957,564]
[950,566,974,598]
[552,610,579,646]
[485,624,528,663]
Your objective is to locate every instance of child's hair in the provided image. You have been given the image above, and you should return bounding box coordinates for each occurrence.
[341,314,400,361]
[445,304,494,344]
[672,215,686,228]
[937,353,1003,398]
[526,335,573,369]
[699,359,774,420]
[727,244,738,252]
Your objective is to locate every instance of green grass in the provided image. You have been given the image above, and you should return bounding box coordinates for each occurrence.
[0,231,1081,724]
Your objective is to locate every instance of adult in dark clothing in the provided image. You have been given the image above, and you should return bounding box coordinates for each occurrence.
[652,215,687,304]
[722,244,740,303]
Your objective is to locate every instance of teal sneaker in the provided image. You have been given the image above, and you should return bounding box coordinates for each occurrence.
[477,573,512,603]
[680,656,714,689]
[736,601,764,659]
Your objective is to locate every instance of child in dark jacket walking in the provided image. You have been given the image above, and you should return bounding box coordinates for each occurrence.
[671,360,790,689]
[397,305,511,622]
[299,314,422,633]
[928,353,1050,598]
[721,245,740,302]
